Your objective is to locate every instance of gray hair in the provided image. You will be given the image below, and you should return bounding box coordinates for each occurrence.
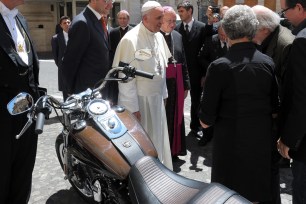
[221,5,259,41]
[252,5,280,32]
[141,9,150,18]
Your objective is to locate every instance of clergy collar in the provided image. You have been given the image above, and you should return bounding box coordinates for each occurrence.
[87,5,102,20]
[0,1,18,18]
[160,29,170,36]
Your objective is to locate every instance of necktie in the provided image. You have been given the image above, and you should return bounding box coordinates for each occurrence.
[185,24,189,36]
[101,18,108,41]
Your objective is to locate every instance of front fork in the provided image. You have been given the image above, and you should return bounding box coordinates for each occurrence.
[61,129,70,178]
[62,113,71,177]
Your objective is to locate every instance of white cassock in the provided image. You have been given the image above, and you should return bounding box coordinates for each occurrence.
[112,22,173,170]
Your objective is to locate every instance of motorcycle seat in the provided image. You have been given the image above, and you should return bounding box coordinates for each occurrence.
[128,156,251,204]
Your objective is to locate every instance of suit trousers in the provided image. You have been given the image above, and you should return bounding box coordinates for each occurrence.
[292,160,306,204]
[0,91,38,204]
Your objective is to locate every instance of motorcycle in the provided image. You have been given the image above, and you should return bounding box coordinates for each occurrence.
[7,51,251,204]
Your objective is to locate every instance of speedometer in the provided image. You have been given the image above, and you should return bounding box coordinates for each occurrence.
[87,100,108,115]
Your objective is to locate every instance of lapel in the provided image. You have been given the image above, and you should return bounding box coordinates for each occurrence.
[188,20,198,41]
[116,27,122,40]
[0,13,31,67]
[57,31,67,49]
[85,8,110,49]
[266,28,279,60]
[15,14,34,66]
[178,22,187,38]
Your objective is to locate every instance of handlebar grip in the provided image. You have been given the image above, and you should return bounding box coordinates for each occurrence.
[35,112,45,134]
[134,70,154,79]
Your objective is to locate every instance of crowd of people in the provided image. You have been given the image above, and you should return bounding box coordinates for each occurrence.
[1,0,306,203]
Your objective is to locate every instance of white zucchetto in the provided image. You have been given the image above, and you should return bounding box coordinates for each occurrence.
[141,1,162,13]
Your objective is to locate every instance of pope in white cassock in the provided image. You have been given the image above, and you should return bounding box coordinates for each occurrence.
[112,1,173,170]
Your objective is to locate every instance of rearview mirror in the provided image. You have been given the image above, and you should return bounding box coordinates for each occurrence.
[7,92,33,115]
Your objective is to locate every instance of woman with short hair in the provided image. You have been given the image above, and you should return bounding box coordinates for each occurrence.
[199,5,279,202]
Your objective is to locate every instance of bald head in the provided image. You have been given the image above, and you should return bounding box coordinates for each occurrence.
[117,10,130,27]
[252,5,280,31]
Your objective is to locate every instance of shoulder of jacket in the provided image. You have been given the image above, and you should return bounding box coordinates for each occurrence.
[172,30,181,37]
[296,27,306,38]
[194,20,206,27]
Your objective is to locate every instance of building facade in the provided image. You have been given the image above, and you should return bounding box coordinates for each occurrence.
[19,0,280,52]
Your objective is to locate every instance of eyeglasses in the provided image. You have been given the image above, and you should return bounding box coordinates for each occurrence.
[104,0,114,3]
[279,5,295,16]
[165,19,176,25]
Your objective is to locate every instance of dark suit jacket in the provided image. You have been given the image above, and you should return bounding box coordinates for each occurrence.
[280,19,306,164]
[198,34,227,77]
[109,25,133,54]
[61,7,111,94]
[175,20,207,86]
[0,13,39,96]
[0,12,40,155]
[261,25,294,84]
[51,31,66,91]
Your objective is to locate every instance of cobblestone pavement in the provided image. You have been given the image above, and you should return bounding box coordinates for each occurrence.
[28,61,293,203]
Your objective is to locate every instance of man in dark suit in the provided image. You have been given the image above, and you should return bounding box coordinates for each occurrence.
[197,22,228,146]
[175,1,208,138]
[277,0,306,203]
[51,16,70,100]
[61,0,113,96]
[0,0,40,203]
[198,23,227,82]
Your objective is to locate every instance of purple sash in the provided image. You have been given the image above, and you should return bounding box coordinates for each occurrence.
[166,63,184,155]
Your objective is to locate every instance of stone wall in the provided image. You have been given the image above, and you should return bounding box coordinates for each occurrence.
[18,2,57,52]
[217,0,279,11]
[17,0,281,53]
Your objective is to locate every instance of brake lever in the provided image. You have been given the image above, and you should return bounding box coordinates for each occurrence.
[16,112,33,139]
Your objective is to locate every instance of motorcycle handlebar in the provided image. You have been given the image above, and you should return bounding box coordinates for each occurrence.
[35,112,45,134]
[134,69,154,79]
[119,62,155,79]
